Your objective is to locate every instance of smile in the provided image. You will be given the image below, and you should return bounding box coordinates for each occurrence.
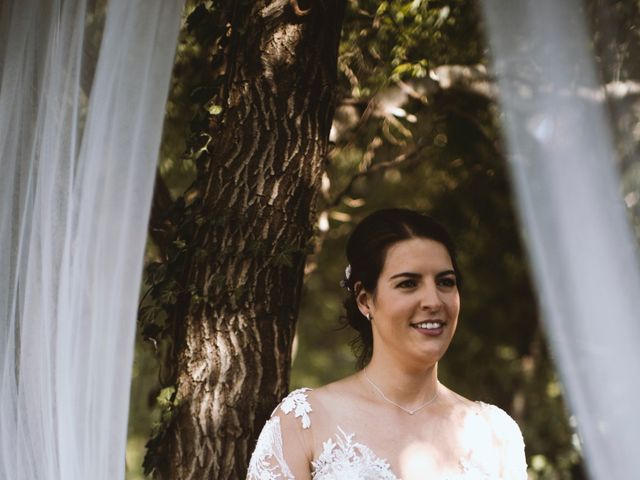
[411,321,445,330]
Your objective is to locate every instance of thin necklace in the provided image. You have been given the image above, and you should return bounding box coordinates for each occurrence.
[363,368,439,415]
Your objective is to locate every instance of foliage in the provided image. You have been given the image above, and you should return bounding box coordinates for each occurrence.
[337,0,484,97]
[296,1,585,478]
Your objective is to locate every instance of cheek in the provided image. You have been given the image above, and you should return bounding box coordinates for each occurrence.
[393,295,419,313]
[447,293,461,315]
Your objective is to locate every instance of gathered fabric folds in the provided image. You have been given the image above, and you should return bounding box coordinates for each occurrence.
[0,1,182,479]
[481,0,640,478]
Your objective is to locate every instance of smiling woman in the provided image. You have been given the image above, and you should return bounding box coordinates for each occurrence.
[246,209,527,480]
[358,237,461,377]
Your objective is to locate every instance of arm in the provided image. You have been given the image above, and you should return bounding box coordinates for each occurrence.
[501,418,527,480]
[247,389,314,480]
[487,405,528,480]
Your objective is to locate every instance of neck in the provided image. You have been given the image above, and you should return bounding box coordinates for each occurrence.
[364,354,440,408]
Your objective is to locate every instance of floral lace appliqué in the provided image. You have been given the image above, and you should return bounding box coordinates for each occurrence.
[311,427,398,480]
[279,387,313,429]
[247,416,295,480]
[247,389,314,479]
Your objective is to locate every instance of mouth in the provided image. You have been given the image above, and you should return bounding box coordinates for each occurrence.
[410,320,446,335]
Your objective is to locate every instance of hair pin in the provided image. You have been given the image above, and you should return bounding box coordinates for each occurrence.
[340,264,352,291]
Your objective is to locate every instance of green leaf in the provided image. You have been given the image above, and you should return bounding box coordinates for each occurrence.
[206,101,223,115]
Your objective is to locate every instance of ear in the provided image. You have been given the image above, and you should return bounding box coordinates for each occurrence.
[354,281,372,318]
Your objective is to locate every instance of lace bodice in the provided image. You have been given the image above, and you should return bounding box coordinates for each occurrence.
[247,388,527,480]
[311,427,397,480]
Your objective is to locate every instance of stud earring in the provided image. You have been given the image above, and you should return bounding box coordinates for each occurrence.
[366,313,373,321]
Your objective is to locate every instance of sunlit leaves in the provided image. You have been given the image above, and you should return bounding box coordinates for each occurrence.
[338,0,483,100]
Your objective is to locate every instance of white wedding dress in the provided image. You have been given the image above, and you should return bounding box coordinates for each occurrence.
[247,388,527,479]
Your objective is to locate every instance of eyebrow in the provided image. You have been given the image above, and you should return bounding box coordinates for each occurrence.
[389,270,456,280]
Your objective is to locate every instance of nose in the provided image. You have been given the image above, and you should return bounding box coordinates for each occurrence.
[420,280,443,312]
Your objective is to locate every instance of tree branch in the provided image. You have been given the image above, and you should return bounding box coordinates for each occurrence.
[328,140,431,209]
[290,0,311,16]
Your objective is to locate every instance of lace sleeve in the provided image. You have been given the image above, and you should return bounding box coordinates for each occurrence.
[247,416,295,480]
[247,388,314,480]
[485,405,528,480]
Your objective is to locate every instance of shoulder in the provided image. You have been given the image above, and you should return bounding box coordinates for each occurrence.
[440,387,525,446]
[473,402,528,478]
[474,401,525,444]
[262,388,318,470]
[273,387,314,429]
[249,388,316,479]
[272,375,360,430]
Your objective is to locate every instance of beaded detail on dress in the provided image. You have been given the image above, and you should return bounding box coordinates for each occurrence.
[247,389,527,480]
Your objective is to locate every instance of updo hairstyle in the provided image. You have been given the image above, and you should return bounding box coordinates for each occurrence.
[342,208,462,368]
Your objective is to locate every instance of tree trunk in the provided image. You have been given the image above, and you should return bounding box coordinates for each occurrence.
[146,1,346,478]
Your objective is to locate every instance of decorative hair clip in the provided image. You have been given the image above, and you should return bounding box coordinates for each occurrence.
[339,264,352,291]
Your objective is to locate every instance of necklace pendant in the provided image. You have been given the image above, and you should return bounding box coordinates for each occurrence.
[363,368,439,416]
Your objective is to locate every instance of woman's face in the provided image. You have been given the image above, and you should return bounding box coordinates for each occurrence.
[359,237,460,368]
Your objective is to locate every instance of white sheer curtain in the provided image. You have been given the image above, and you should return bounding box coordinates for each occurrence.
[0,1,182,479]
[481,1,640,479]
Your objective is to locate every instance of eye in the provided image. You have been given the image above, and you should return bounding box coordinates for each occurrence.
[396,278,417,289]
[437,276,457,288]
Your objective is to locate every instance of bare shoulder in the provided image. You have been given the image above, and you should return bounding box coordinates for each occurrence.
[436,384,478,416]
[438,386,524,443]
[471,399,525,444]
[271,373,362,429]
[309,372,364,407]
[306,372,376,422]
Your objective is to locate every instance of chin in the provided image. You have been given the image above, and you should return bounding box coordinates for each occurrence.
[419,345,450,362]
[408,349,444,366]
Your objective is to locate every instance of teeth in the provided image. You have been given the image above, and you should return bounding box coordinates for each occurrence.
[415,322,442,329]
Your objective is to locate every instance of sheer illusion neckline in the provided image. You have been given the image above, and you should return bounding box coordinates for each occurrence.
[247,387,528,480]
[311,424,493,480]
[292,388,495,479]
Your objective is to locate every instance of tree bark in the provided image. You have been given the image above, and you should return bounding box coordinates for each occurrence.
[146,1,346,479]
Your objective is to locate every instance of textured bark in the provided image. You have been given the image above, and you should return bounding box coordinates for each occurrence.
[150,1,345,479]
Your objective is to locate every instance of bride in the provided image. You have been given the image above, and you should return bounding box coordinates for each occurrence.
[247,208,527,479]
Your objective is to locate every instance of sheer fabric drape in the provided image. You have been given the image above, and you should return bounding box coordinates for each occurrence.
[481,1,640,478]
[0,1,182,479]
